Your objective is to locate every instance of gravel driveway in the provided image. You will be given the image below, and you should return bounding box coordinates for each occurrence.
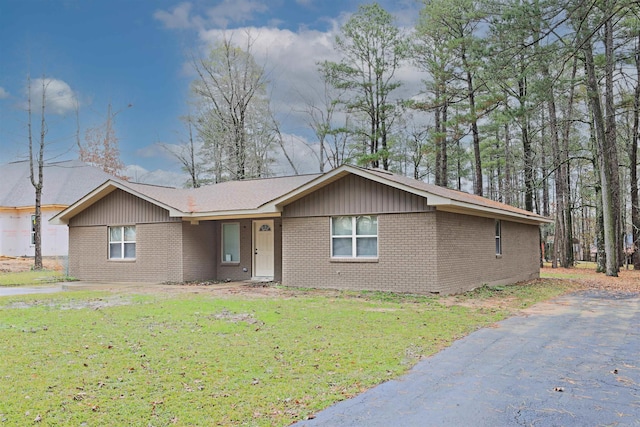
[296,290,640,426]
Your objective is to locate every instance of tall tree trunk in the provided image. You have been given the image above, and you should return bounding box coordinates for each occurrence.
[560,56,579,267]
[434,84,442,186]
[461,44,482,196]
[518,75,534,212]
[583,33,619,276]
[504,121,512,205]
[604,15,621,269]
[441,100,448,186]
[632,31,640,270]
[542,63,566,268]
[467,67,482,196]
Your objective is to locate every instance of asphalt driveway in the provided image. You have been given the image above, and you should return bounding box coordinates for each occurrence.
[296,290,640,426]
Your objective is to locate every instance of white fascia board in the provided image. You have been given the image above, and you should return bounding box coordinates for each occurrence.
[185,211,281,222]
[437,201,553,224]
[49,180,184,225]
[184,203,282,221]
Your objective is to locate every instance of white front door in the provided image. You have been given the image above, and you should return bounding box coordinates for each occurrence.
[253,220,274,278]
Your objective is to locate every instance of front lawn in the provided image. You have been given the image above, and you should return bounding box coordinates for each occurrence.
[0,270,67,286]
[0,280,571,426]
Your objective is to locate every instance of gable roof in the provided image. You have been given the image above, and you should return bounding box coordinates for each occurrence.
[269,165,551,224]
[51,164,550,226]
[51,173,321,224]
[0,160,116,208]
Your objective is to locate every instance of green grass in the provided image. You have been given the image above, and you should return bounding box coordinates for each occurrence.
[0,281,572,426]
[0,270,69,286]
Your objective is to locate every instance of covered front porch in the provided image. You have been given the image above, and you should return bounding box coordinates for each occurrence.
[185,217,282,283]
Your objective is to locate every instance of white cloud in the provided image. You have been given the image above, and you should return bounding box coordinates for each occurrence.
[0,87,9,99]
[196,26,341,127]
[154,0,269,30]
[157,3,427,172]
[270,132,322,176]
[154,2,194,29]
[27,78,78,115]
[205,0,268,28]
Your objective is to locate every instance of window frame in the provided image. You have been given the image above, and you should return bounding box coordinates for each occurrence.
[495,220,502,256]
[30,214,36,246]
[331,216,378,259]
[221,222,241,264]
[108,225,136,260]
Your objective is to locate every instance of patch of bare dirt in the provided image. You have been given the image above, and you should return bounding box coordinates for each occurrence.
[549,267,640,293]
[0,256,64,273]
[440,269,639,310]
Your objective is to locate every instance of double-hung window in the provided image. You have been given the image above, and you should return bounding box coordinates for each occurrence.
[109,226,136,260]
[331,216,378,258]
[495,220,502,255]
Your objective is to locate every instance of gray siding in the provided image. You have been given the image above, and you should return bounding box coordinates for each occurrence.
[69,189,179,226]
[283,174,432,218]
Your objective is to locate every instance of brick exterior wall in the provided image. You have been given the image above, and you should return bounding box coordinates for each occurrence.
[282,211,541,295]
[282,213,438,293]
[435,211,540,294]
[69,222,184,282]
[182,222,216,281]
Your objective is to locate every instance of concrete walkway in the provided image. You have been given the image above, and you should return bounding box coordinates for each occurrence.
[295,290,640,426]
[0,285,63,296]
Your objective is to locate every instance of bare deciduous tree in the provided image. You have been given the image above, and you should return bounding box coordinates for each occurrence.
[191,34,274,181]
[79,102,128,179]
[27,75,48,270]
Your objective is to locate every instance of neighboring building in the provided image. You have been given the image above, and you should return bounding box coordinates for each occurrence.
[51,165,551,294]
[0,160,114,257]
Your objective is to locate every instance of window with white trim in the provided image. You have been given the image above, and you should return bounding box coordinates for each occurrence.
[222,223,240,263]
[109,226,136,259]
[495,220,502,255]
[31,215,36,245]
[331,216,378,258]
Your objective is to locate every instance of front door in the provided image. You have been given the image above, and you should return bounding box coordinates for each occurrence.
[253,220,274,279]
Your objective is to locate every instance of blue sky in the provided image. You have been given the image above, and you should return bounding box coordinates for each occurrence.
[0,0,421,185]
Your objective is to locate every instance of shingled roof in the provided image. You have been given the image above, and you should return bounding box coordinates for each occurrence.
[0,160,116,208]
[51,164,550,225]
[118,174,322,213]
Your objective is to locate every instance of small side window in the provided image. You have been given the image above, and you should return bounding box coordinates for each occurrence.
[222,223,240,263]
[495,220,502,255]
[31,215,36,245]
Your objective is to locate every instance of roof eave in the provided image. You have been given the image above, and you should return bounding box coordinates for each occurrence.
[436,202,553,225]
[271,165,550,225]
[49,180,185,225]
